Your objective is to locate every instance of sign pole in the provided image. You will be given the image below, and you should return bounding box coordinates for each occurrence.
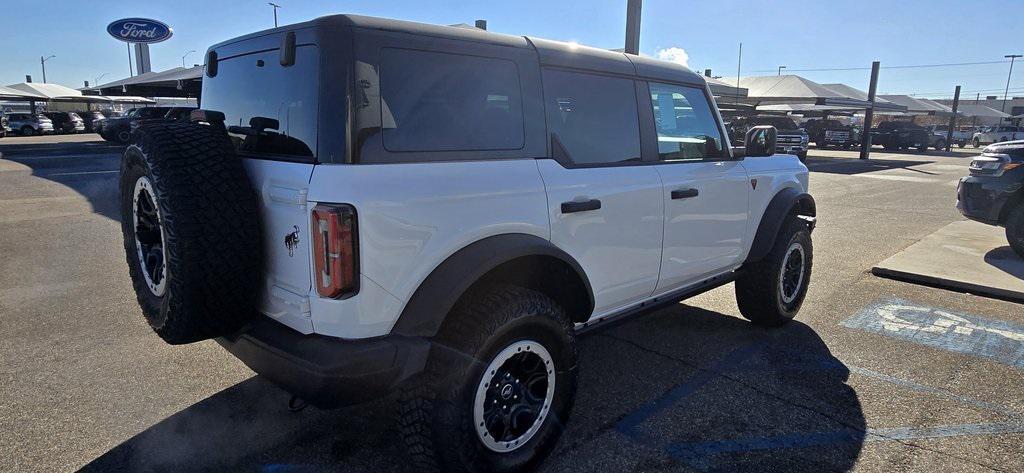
[946,86,961,152]
[127,43,134,77]
[859,61,880,160]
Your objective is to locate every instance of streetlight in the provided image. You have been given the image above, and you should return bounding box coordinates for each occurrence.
[1002,54,1022,119]
[182,49,196,68]
[269,2,281,27]
[777,65,786,76]
[40,55,55,83]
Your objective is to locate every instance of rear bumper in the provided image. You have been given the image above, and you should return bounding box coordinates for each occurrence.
[217,317,430,408]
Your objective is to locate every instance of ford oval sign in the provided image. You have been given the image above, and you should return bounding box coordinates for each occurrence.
[107,18,173,44]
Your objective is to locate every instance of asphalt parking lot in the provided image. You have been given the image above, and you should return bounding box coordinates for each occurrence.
[2,134,1023,472]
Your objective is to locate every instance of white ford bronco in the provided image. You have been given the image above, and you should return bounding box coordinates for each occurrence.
[119,14,815,473]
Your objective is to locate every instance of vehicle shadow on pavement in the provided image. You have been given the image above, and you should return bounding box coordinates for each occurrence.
[806,157,936,176]
[0,140,124,222]
[80,304,865,472]
[984,246,1024,280]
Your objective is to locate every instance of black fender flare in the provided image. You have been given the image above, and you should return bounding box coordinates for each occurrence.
[745,187,816,265]
[390,233,594,338]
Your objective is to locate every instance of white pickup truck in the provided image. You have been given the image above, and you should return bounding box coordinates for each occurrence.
[925,124,971,148]
[973,125,1024,148]
[117,14,816,473]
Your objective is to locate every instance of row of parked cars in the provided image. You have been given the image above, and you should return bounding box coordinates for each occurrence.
[0,110,109,137]
[95,106,196,143]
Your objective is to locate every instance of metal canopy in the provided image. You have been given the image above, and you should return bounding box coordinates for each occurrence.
[720,75,871,107]
[88,66,203,97]
[706,76,748,98]
[6,82,88,101]
[954,104,1011,119]
[819,83,906,113]
[0,84,45,101]
[877,95,953,116]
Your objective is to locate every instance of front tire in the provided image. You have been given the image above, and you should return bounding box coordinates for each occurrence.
[21,126,36,136]
[735,218,813,326]
[399,285,577,473]
[1006,205,1024,259]
[934,139,946,151]
[974,137,982,148]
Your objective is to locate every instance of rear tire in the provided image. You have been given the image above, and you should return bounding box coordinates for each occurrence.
[934,139,946,151]
[1006,205,1024,259]
[399,285,577,473]
[119,122,263,344]
[735,218,813,326]
[21,126,35,136]
[116,128,131,144]
[974,137,982,148]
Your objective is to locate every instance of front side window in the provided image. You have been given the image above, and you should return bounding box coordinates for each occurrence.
[380,48,524,152]
[648,82,726,161]
[543,69,641,166]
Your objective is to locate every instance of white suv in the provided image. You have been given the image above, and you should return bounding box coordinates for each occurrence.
[118,15,815,473]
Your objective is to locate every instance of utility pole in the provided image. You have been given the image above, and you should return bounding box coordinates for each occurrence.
[777,65,786,76]
[1001,54,1021,126]
[859,61,880,160]
[946,85,961,152]
[624,0,641,55]
[182,50,196,68]
[735,42,743,106]
[40,55,55,83]
[269,2,281,28]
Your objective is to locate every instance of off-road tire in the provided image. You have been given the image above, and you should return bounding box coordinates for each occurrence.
[116,127,132,144]
[1006,205,1024,259]
[735,218,813,326]
[399,285,578,473]
[119,122,262,344]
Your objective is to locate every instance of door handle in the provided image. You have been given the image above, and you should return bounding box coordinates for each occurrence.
[560,199,601,214]
[671,188,699,200]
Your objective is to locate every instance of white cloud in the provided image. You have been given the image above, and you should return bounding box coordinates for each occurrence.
[656,47,690,67]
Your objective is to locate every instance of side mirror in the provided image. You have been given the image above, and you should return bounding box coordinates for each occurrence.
[745,125,777,157]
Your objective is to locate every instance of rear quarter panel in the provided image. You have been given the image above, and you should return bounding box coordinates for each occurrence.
[307,159,550,338]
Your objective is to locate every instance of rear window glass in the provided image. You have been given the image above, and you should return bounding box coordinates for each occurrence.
[202,45,319,158]
[380,48,524,152]
[542,69,641,165]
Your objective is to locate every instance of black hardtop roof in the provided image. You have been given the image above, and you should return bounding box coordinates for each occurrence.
[209,13,706,86]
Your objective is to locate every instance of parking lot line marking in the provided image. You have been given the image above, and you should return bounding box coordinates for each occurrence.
[44,170,119,176]
[615,340,767,441]
[842,298,1024,370]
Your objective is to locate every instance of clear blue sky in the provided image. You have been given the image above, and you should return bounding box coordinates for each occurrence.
[2,0,1021,99]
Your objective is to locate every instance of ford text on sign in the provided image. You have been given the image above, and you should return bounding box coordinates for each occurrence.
[107,18,173,44]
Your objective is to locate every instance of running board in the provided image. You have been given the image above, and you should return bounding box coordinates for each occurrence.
[574,272,737,336]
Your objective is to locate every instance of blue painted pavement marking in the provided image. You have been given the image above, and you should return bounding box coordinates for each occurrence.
[842,297,1024,369]
[667,421,1024,469]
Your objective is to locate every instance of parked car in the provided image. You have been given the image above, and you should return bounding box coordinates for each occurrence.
[82,111,106,133]
[6,113,54,136]
[958,140,1024,257]
[117,14,816,473]
[100,107,172,143]
[805,118,859,149]
[129,106,197,133]
[44,112,86,134]
[728,115,809,160]
[973,125,1024,148]
[0,112,9,138]
[924,124,970,149]
[870,121,934,152]
[94,109,129,137]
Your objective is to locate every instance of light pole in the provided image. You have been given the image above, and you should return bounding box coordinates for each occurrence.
[182,50,196,68]
[777,65,786,76]
[40,55,55,83]
[1001,54,1021,120]
[269,2,281,27]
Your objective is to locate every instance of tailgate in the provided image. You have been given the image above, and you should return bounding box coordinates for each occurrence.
[242,158,316,333]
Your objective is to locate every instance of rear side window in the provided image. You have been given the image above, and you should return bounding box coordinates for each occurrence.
[648,82,726,161]
[380,48,524,152]
[542,69,641,166]
[202,45,319,158]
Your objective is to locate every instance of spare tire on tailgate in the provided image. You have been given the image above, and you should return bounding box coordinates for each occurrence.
[119,122,263,344]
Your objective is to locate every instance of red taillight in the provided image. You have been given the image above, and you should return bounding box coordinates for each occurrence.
[311,204,358,298]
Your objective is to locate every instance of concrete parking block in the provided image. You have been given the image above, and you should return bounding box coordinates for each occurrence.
[872,220,1024,302]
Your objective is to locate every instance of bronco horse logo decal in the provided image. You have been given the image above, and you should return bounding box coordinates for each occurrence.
[284,225,300,257]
